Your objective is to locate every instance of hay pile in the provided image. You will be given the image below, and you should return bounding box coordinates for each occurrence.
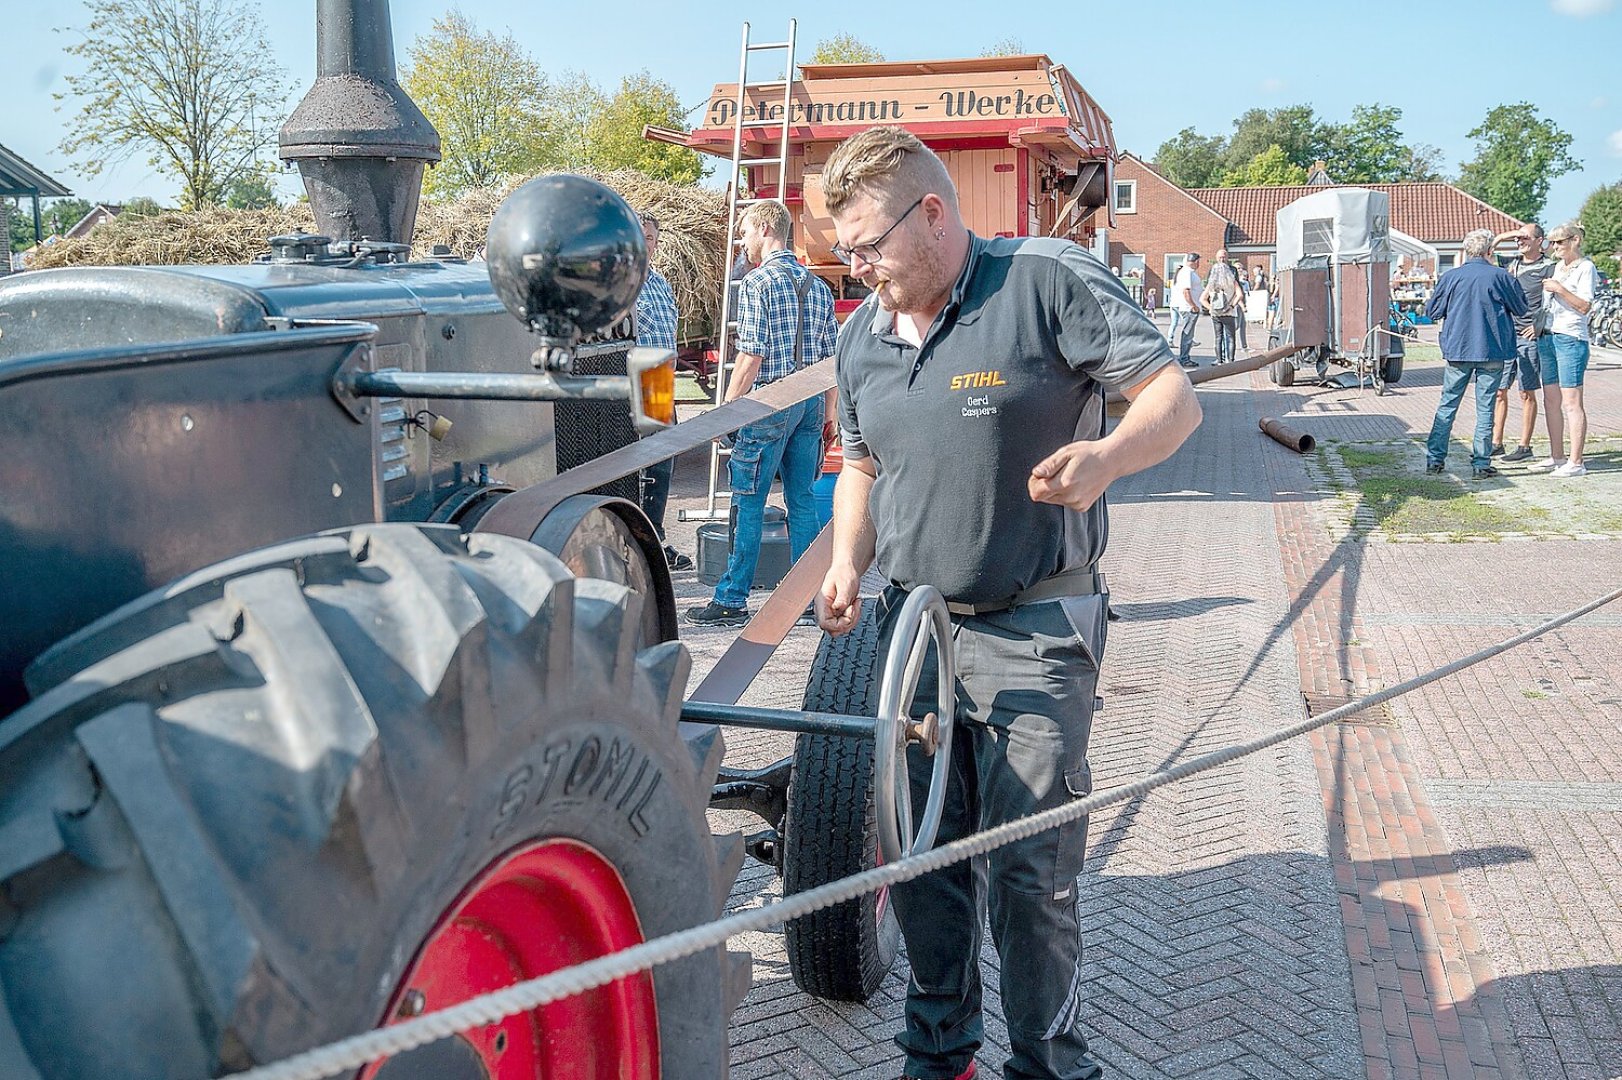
[26,171,729,342]
[27,206,317,271]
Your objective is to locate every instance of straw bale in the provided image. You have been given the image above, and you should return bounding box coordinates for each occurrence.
[27,171,729,343]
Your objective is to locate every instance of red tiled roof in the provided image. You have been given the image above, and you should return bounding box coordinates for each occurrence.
[1187,183,1524,246]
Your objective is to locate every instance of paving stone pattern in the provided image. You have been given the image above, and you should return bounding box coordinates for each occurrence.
[649,328,1622,1078]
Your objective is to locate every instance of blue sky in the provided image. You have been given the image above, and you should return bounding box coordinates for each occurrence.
[6,0,1620,226]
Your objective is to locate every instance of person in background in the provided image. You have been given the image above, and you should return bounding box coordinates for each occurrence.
[1201,249,1240,365]
[633,213,693,571]
[686,200,837,626]
[1490,224,1554,463]
[1233,261,1250,353]
[1423,229,1526,480]
[1530,223,1597,477]
[1169,253,1202,368]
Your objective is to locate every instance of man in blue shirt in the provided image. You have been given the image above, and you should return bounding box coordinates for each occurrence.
[687,200,838,626]
[1424,229,1527,479]
[634,214,693,571]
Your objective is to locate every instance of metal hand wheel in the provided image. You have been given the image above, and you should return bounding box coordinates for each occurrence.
[873,586,956,863]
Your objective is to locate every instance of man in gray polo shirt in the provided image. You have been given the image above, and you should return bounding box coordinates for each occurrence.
[815,126,1202,1080]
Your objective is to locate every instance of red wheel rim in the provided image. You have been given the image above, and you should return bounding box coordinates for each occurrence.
[362,838,659,1080]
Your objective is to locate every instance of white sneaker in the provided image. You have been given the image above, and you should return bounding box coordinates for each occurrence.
[1527,457,1566,473]
[1551,460,1588,477]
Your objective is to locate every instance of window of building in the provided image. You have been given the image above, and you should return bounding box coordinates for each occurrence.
[1120,253,1145,279]
[1165,253,1187,283]
[1438,252,1457,273]
[1302,218,1334,257]
[1114,180,1137,214]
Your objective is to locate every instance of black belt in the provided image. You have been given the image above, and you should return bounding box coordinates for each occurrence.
[940,566,1105,617]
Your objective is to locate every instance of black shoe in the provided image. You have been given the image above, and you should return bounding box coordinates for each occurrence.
[1178,358,1198,369]
[1471,466,1499,480]
[1425,462,1445,474]
[1490,443,1505,457]
[796,605,818,627]
[1501,445,1533,463]
[664,545,694,572]
[685,601,749,626]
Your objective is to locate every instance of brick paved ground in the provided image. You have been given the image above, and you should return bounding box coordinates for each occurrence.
[654,324,1622,1078]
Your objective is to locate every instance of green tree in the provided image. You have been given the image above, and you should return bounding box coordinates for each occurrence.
[1324,104,1440,183]
[224,169,280,209]
[806,33,883,65]
[1153,127,1227,188]
[1456,103,1580,222]
[1223,106,1330,173]
[5,201,28,253]
[586,72,703,183]
[122,196,166,218]
[56,0,291,210]
[1579,182,1622,278]
[980,37,1026,57]
[401,11,551,200]
[1219,144,1309,187]
[543,71,609,172]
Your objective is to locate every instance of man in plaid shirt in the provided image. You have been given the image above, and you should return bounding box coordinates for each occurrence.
[688,199,838,626]
[634,214,694,571]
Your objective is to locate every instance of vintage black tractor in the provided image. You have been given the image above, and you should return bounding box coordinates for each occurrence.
[0,4,964,1075]
[0,2,749,1076]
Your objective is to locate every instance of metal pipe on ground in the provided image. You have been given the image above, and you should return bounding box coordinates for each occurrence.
[1259,417,1315,453]
[1106,343,1298,406]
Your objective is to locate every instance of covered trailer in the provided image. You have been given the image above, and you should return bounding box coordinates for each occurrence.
[1268,187,1406,393]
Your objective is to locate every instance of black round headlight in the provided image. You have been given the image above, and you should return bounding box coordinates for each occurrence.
[485,175,647,341]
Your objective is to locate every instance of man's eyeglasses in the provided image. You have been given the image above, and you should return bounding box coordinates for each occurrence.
[831,196,924,266]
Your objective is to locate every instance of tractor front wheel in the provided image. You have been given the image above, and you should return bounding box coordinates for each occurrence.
[0,524,746,1078]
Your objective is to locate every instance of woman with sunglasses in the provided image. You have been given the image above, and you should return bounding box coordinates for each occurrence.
[1531,223,1597,477]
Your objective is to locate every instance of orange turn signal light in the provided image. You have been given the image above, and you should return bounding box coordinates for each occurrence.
[627,346,677,434]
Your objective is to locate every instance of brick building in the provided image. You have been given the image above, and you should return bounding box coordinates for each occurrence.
[1106,153,1524,307]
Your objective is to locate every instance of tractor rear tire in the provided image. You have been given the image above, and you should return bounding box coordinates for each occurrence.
[781,604,900,1002]
[0,523,745,1079]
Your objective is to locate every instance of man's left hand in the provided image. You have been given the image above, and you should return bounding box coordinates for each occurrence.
[1029,441,1117,512]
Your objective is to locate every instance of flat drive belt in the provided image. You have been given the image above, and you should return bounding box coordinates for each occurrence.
[475,360,838,708]
[475,359,837,541]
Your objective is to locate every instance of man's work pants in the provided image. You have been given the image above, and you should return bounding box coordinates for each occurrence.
[878,589,1109,1080]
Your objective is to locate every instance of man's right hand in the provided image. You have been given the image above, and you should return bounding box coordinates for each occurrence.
[1521,325,1537,340]
[816,564,864,636]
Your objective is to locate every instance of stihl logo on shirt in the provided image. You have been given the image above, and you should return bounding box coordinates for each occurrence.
[949,370,1008,391]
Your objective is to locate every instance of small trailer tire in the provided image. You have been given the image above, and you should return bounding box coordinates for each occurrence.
[781,604,901,1002]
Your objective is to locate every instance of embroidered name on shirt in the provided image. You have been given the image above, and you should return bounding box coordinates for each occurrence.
[950,370,1008,391]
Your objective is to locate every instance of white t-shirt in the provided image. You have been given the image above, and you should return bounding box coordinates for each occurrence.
[1171,265,1203,311]
[1546,258,1595,340]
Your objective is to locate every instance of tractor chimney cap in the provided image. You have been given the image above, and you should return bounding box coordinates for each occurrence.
[485,175,647,341]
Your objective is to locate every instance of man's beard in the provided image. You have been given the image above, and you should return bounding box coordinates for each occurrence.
[869,237,949,314]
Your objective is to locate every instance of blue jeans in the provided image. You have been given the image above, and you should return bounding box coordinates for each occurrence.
[1213,315,1237,363]
[1168,308,1199,361]
[1426,361,1505,470]
[714,396,823,608]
